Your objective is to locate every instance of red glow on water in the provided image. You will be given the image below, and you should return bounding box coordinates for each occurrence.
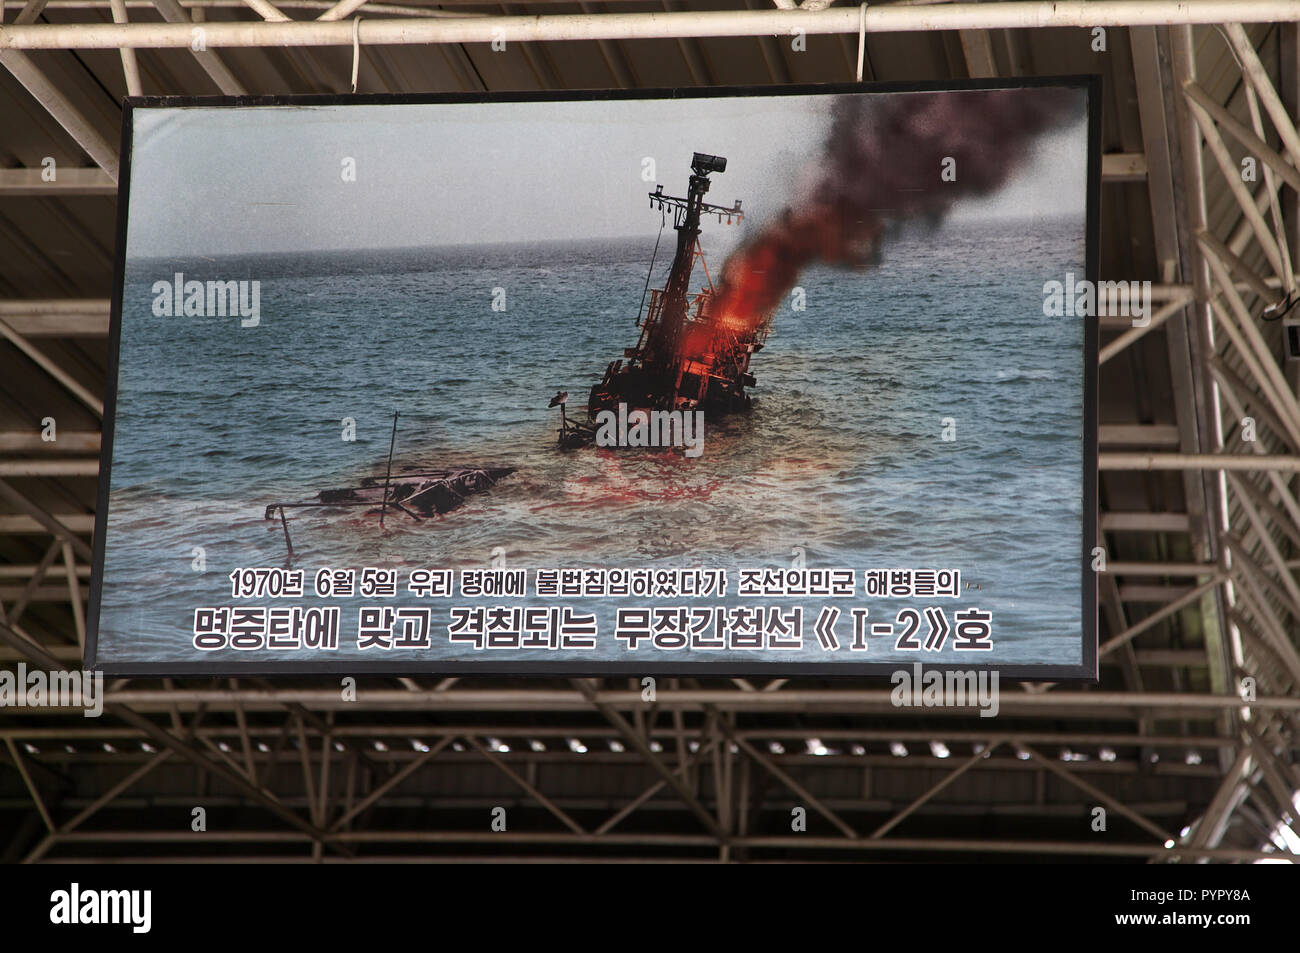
[534,448,725,512]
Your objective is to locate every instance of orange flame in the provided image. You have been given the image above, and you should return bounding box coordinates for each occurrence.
[681,204,882,364]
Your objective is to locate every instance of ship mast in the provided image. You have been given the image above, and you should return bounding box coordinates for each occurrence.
[645,153,742,388]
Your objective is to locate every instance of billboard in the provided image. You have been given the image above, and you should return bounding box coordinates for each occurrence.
[88,80,1099,678]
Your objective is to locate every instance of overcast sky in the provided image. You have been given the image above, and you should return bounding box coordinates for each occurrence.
[125,90,1088,258]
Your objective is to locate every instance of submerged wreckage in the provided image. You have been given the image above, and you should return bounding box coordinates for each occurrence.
[552,152,771,448]
[263,414,512,554]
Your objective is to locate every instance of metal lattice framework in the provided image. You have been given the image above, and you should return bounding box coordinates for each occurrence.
[1,1,1299,863]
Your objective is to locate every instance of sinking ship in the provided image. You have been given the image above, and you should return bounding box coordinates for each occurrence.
[261,154,756,550]
[552,152,771,447]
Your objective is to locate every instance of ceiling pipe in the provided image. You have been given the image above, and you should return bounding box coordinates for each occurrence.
[1,3,1299,52]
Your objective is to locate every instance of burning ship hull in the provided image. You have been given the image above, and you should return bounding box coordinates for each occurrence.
[556,152,769,446]
[589,283,764,415]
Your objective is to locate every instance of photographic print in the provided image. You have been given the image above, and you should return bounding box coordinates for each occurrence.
[88,80,1098,677]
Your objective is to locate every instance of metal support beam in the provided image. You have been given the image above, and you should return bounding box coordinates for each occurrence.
[1097,295,1192,365]
[87,685,1300,713]
[106,0,141,95]
[106,704,331,846]
[0,460,99,477]
[317,0,366,21]
[0,316,104,416]
[871,739,1002,839]
[3,737,54,832]
[0,479,93,562]
[239,0,289,21]
[1098,575,1226,657]
[22,831,1296,862]
[0,50,118,179]
[151,0,246,94]
[573,679,726,842]
[1016,742,1174,843]
[1100,452,1300,472]
[1187,744,1253,851]
[727,732,859,839]
[328,736,451,832]
[958,29,997,78]
[2,4,1300,52]
[0,167,115,195]
[465,735,586,836]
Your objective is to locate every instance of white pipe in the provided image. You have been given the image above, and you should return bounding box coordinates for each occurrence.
[1186,97,1287,279]
[0,460,100,477]
[107,0,142,95]
[1099,452,1300,472]
[317,0,369,21]
[0,298,109,313]
[1,3,1300,51]
[239,0,290,22]
[1224,22,1300,173]
[1096,294,1189,365]
[1,0,482,14]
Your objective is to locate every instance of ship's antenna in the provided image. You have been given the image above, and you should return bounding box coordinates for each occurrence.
[636,206,667,327]
[379,411,398,528]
